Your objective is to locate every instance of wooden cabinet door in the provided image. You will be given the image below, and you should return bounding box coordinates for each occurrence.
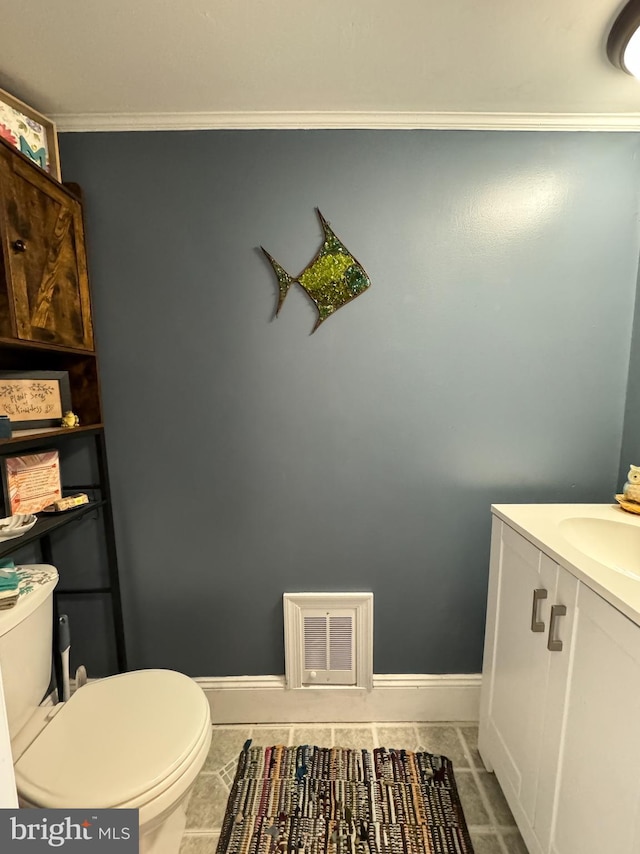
[0,148,94,350]
[549,584,640,854]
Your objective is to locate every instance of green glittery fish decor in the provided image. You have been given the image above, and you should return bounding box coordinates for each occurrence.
[261,209,371,333]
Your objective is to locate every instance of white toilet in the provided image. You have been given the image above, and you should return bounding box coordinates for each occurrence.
[0,565,212,854]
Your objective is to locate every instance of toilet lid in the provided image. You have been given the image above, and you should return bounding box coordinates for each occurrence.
[15,669,211,809]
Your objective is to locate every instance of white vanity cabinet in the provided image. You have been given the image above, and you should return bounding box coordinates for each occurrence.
[551,582,640,853]
[479,515,640,854]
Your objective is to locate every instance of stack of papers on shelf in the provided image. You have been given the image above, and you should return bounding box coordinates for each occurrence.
[0,563,19,610]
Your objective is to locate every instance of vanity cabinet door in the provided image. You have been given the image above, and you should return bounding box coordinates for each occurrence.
[479,519,577,854]
[531,563,577,852]
[0,142,94,351]
[549,584,640,854]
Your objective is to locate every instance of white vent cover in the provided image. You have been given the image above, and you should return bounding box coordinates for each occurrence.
[283,593,373,689]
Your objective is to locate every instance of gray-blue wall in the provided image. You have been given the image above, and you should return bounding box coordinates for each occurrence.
[58,130,640,677]
[619,264,640,486]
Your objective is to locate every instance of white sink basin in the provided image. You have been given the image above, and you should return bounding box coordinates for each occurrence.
[559,517,640,580]
[492,504,640,628]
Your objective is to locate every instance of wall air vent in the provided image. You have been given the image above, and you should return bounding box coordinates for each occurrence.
[283,593,373,689]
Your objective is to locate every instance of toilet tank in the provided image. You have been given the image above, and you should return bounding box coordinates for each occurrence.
[0,566,58,739]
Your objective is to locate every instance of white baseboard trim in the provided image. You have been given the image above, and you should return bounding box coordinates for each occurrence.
[194,673,481,724]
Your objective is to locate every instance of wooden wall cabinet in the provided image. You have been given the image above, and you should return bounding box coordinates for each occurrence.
[0,137,94,351]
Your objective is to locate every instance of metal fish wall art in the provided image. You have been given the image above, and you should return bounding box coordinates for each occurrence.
[261,209,371,333]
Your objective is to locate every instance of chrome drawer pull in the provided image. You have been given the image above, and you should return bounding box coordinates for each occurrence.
[547,604,567,651]
[531,588,548,632]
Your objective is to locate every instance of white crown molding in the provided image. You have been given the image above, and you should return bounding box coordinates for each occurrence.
[195,673,481,723]
[52,110,640,133]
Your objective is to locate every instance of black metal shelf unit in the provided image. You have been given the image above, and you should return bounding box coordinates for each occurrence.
[0,428,127,674]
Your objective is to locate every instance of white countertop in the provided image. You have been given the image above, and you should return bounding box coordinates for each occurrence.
[491,503,640,628]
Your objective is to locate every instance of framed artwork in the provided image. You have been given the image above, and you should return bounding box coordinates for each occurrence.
[0,371,71,430]
[0,87,60,180]
[3,450,62,514]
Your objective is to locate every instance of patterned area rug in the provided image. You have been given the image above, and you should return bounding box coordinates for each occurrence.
[217,744,475,854]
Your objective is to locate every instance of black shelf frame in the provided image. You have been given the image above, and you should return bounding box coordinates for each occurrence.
[0,500,106,558]
[0,429,127,676]
[0,424,103,455]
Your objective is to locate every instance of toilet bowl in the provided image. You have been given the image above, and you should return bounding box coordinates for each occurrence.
[15,670,212,854]
[1,567,212,854]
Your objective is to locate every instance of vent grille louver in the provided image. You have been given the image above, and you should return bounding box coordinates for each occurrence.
[329,615,353,671]
[303,616,328,669]
[300,609,355,685]
[284,593,373,689]
[302,612,354,677]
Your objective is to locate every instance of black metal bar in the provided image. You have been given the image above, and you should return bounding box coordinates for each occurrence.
[41,534,63,703]
[61,484,101,491]
[57,587,111,595]
[39,532,53,569]
[94,430,127,672]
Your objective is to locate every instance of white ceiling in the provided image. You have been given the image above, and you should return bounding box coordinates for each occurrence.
[1,0,640,131]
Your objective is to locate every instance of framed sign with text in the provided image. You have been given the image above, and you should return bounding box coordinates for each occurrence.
[3,450,62,515]
[0,371,71,430]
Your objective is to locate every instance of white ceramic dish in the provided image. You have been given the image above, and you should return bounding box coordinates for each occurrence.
[0,514,37,541]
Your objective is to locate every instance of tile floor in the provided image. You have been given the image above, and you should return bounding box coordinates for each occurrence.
[180,722,527,854]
